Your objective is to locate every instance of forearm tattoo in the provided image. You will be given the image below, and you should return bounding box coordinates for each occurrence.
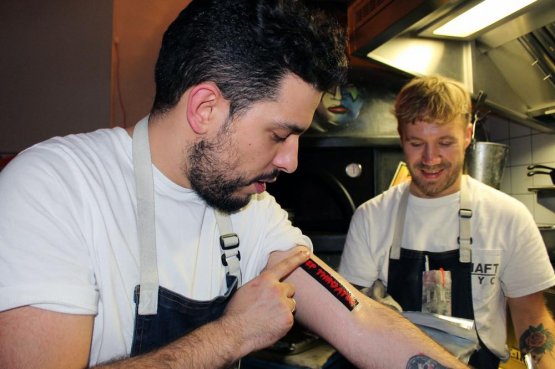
[406,355,448,368]
[520,323,554,365]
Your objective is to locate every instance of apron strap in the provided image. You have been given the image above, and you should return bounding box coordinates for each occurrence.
[390,188,409,260]
[389,177,473,263]
[215,211,242,287]
[458,177,472,263]
[133,117,243,316]
[132,117,159,315]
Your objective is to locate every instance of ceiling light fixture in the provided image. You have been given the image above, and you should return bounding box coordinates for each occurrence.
[432,0,538,38]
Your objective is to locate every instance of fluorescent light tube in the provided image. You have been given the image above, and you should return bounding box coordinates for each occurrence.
[432,0,537,37]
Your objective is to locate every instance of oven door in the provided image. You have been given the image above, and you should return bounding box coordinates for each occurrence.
[268,145,403,267]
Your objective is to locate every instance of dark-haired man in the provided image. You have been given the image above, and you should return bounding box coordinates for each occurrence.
[0,2,468,368]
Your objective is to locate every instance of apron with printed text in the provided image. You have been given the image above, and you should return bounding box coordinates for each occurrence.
[386,182,499,369]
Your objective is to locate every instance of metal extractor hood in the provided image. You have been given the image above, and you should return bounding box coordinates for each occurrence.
[348,0,555,132]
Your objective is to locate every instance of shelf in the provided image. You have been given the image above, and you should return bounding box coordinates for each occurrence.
[529,186,555,192]
[529,187,555,213]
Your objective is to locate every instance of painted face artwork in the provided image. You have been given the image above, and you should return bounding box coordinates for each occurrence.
[316,84,364,127]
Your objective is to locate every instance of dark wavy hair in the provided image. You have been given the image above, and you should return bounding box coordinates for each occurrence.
[151,0,348,119]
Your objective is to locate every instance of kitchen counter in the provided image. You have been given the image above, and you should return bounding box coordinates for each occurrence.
[241,323,354,369]
[242,340,354,369]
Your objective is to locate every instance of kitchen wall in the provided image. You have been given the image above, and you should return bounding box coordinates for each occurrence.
[485,115,555,225]
[0,0,113,153]
[2,0,553,228]
[111,0,191,128]
[0,0,190,153]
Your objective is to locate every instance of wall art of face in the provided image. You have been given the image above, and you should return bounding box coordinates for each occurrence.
[316,84,364,127]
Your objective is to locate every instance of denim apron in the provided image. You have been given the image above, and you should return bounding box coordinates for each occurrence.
[386,180,499,369]
[129,118,242,368]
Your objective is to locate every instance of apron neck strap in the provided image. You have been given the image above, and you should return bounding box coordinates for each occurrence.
[132,118,242,315]
[390,189,409,260]
[215,211,242,287]
[133,117,159,315]
[390,176,473,263]
[458,176,472,263]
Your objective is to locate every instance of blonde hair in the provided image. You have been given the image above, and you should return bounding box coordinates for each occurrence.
[394,75,471,131]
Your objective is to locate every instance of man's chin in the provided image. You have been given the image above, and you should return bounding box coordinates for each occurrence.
[209,194,253,214]
[412,178,442,197]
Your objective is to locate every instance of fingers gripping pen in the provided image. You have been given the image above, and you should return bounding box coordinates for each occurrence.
[301,258,359,311]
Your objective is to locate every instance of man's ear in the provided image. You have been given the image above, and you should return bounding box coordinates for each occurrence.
[464,122,473,149]
[186,82,221,135]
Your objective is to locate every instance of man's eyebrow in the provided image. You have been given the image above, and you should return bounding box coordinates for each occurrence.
[274,121,306,135]
[437,134,457,141]
[406,134,456,141]
[405,135,422,141]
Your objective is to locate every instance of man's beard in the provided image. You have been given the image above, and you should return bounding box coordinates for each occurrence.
[187,130,279,214]
[409,160,462,197]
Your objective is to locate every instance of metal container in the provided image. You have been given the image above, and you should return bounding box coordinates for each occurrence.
[464,142,509,189]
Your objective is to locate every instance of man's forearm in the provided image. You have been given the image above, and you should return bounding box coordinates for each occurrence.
[520,322,555,369]
[94,317,246,369]
[289,255,468,369]
[345,298,469,369]
[509,292,555,369]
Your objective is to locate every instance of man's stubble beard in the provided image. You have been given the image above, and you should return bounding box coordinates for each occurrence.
[410,159,463,198]
[186,127,252,214]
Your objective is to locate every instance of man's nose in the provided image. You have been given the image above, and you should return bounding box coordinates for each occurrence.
[422,144,441,165]
[273,136,299,173]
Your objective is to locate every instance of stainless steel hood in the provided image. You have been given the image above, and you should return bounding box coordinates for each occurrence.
[348,0,555,132]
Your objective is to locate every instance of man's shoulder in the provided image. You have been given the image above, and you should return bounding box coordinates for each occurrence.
[15,128,128,171]
[465,176,534,229]
[235,191,282,216]
[0,127,130,199]
[35,127,127,156]
[466,175,523,207]
[358,182,407,212]
[229,192,295,231]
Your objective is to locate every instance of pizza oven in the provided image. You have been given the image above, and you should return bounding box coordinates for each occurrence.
[267,140,403,268]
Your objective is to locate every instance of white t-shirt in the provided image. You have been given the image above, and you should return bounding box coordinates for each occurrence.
[339,176,555,360]
[0,127,311,365]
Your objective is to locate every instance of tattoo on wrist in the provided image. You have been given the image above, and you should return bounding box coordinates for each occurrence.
[520,323,554,365]
[406,355,448,368]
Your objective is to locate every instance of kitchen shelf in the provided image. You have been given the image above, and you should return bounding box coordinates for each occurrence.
[529,186,555,198]
[529,187,555,213]
[529,186,555,192]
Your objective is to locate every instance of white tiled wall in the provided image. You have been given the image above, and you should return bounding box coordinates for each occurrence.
[483,115,555,225]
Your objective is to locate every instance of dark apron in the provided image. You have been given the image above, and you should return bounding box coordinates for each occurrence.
[130,275,238,355]
[130,118,242,368]
[387,183,499,369]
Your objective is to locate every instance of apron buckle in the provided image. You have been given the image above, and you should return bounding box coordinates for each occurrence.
[459,208,473,218]
[220,233,240,249]
[221,250,241,266]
